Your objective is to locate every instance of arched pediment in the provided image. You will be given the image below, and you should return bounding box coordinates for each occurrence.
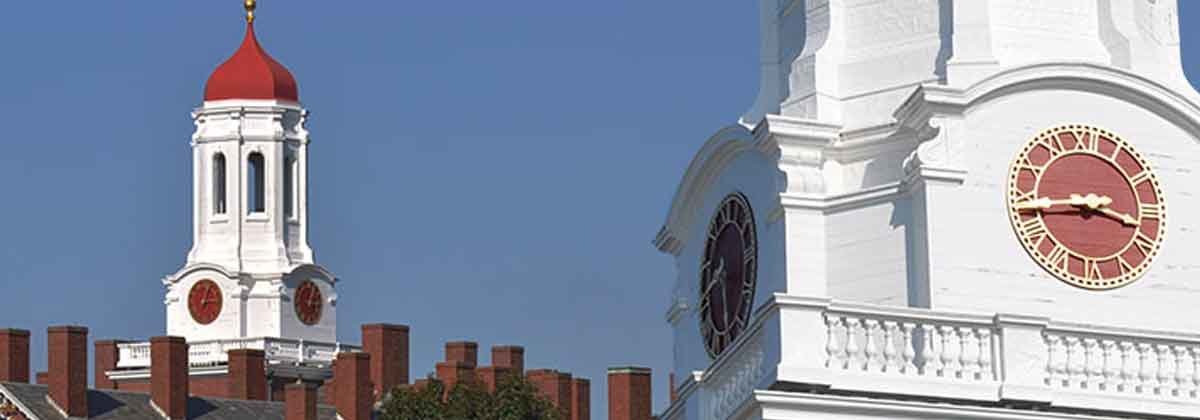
[655,125,760,256]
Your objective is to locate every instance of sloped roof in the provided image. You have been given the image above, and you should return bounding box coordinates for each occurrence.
[0,382,338,420]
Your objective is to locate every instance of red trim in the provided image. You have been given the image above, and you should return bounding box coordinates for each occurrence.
[204,23,299,101]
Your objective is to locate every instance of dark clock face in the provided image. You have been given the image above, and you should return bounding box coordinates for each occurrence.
[294,280,323,326]
[188,279,223,325]
[700,193,757,358]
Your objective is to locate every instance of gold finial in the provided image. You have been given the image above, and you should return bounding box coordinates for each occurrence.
[244,0,257,23]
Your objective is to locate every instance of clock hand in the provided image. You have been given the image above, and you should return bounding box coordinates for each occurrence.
[1013,193,1113,210]
[1095,207,1141,226]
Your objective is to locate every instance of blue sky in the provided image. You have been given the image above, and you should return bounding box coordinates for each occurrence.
[0,2,1198,418]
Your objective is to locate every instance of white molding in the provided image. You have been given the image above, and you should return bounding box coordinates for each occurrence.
[754,390,1123,420]
[0,384,41,420]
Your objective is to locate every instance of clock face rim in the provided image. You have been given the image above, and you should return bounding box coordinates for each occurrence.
[187,279,223,325]
[294,280,324,326]
[699,192,757,359]
[1005,124,1166,290]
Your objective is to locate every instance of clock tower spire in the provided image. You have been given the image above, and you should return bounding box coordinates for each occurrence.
[163,1,337,344]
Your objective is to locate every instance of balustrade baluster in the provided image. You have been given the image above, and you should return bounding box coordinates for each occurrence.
[1083,338,1099,390]
[1174,346,1190,398]
[1120,342,1135,393]
[845,317,862,371]
[1101,340,1118,392]
[1065,337,1083,389]
[1156,345,1171,396]
[959,328,978,380]
[864,320,881,372]
[977,330,992,381]
[901,323,917,375]
[1137,343,1153,394]
[923,324,939,376]
[1191,347,1200,399]
[882,321,899,374]
[1047,335,1063,387]
[939,326,958,378]
[824,315,841,369]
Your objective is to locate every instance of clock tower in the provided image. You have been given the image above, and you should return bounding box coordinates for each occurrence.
[657,1,1200,419]
[163,0,337,345]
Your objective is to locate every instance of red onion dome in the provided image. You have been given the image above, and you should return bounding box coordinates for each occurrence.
[204,23,298,102]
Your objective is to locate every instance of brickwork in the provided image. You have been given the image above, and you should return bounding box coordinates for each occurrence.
[334,351,371,420]
[528,369,573,415]
[362,323,409,398]
[0,329,30,383]
[47,326,88,418]
[93,340,127,390]
[608,367,651,420]
[151,336,188,420]
[491,345,524,373]
[228,349,267,400]
[571,378,590,420]
[445,341,478,367]
[286,382,317,420]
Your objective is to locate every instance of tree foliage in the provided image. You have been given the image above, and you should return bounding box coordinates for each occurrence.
[380,374,564,420]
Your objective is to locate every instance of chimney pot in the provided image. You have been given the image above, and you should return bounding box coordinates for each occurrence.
[47,326,88,418]
[228,348,267,400]
[151,336,189,420]
[286,382,318,420]
[0,329,30,383]
[607,367,652,420]
[361,323,409,398]
[334,352,372,420]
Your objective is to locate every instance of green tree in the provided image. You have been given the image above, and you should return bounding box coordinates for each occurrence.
[380,374,564,420]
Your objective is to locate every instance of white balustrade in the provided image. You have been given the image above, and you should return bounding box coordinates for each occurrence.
[822,309,997,383]
[113,337,360,369]
[1043,328,1200,402]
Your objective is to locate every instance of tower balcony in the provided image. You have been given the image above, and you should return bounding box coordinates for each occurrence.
[667,294,1200,420]
[111,337,359,374]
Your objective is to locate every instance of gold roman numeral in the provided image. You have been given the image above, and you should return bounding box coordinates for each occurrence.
[1117,256,1135,274]
[1139,202,1162,220]
[1081,258,1103,282]
[1019,217,1048,245]
[1046,244,1070,270]
[1129,170,1152,186]
[1133,231,1157,255]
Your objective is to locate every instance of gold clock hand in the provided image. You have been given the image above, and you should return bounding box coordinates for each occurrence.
[1096,207,1140,226]
[1014,193,1113,211]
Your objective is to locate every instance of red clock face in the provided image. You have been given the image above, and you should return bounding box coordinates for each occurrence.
[699,193,757,358]
[1007,125,1166,289]
[188,279,223,325]
[294,281,323,326]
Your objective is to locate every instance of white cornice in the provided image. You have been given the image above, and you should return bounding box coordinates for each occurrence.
[754,390,1121,419]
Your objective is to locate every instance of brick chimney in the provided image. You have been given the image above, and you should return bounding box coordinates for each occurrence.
[528,369,572,414]
[435,360,475,391]
[571,378,590,420]
[0,329,30,383]
[492,345,524,373]
[94,339,128,390]
[35,371,48,385]
[608,367,651,420]
[334,352,372,420]
[151,336,189,420]
[47,326,88,418]
[362,323,409,398]
[286,382,318,420]
[445,341,478,367]
[228,349,267,400]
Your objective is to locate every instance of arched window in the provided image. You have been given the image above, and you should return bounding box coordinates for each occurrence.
[213,153,227,215]
[248,152,265,214]
[284,156,296,219]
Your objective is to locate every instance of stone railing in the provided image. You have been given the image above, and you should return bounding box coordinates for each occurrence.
[677,294,1200,419]
[1043,323,1200,409]
[116,337,360,369]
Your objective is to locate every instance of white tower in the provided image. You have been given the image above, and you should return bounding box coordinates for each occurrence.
[658,1,1200,419]
[163,6,337,345]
